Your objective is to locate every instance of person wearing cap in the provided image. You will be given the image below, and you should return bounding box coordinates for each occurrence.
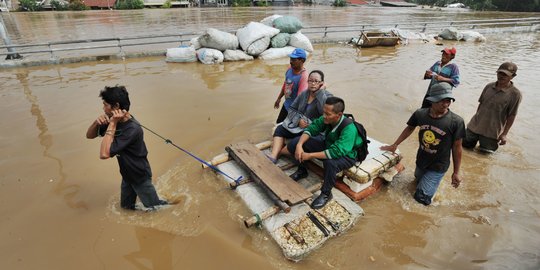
[274,48,309,123]
[422,47,460,108]
[463,62,522,153]
[381,82,465,206]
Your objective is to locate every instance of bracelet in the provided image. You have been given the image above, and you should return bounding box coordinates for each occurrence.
[105,130,114,135]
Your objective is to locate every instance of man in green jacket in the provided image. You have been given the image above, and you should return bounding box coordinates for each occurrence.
[284,97,363,209]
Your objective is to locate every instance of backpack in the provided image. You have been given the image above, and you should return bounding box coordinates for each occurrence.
[335,113,370,163]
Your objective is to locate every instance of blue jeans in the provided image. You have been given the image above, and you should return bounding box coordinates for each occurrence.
[413,166,446,206]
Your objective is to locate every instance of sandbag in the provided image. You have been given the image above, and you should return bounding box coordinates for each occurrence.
[388,28,428,41]
[272,16,303,34]
[166,46,197,63]
[197,48,224,64]
[223,49,254,61]
[246,36,271,56]
[271,33,291,48]
[190,36,202,50]
[260,14,282,27]
[236,22,280,52]
[461,30,486,42]
[259,46,297,60]
[288,31,314,52]
[438,27,463,41]
[199,28,239,51]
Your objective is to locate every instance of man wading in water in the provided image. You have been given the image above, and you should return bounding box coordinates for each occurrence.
[86,85,168,210]
[381,83,465,205]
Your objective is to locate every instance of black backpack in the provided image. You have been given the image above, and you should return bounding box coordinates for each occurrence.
[335,113,370,163]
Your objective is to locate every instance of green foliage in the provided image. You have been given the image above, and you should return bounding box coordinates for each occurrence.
[50,0,69,10]
[161,0,172,8]
[115,0,145,9]
[333,0,347,7]
[18,0,42,11]
[231,0,251,7]
[255,0,269,6]
[68,0,90,10]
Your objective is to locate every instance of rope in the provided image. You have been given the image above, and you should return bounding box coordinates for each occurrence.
[254,213,262,227]
[139,123,243,184]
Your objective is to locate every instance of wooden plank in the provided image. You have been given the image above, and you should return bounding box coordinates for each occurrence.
[226,142,312,205]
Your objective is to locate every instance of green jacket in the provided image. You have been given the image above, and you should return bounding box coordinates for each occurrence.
[304,115,363,159]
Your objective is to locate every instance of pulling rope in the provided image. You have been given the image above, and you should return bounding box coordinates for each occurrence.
[139,123,243,184]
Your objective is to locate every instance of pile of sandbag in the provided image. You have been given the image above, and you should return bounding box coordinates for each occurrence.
[438,27,486,42]
[166,14,314,65]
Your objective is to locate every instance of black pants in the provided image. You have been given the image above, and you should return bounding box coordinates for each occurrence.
[276,105,288,124]
[120,178,161,210]
[287,135,356,195]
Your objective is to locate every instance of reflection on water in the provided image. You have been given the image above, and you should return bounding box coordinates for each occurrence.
[18,70,88,210]
[125,226,175,270]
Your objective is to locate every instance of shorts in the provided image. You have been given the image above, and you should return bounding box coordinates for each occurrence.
[273,125,302,139]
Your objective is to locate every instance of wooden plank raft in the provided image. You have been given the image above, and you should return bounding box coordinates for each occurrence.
[225,142,312,205]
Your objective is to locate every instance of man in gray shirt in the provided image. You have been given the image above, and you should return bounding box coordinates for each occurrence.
[463,62,522,153]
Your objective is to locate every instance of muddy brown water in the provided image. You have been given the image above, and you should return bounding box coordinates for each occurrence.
[1,6,540,270]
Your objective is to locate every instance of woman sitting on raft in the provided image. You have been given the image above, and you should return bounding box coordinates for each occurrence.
[267,70,332,164]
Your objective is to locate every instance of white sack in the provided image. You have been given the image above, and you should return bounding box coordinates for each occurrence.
[236,22,280,52]
[190,36,202,50]
[388,28,428,41]
[166,46,197,63]
[223,50,254,61]
[260,14,283,27]
[259,46,298,60]
[288,31,314,52]
[461,31,486,42]
[197,48,224,65]
[246,36,271,56]
[199,28,239,51]
[439,27,463,41]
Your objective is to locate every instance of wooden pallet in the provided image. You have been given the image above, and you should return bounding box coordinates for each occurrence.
[226,142,312,205]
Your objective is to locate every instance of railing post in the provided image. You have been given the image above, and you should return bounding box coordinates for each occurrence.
[117,38,125,59]
[48,43,57,61]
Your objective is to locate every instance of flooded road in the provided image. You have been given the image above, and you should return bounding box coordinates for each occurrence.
[1,6,540,270]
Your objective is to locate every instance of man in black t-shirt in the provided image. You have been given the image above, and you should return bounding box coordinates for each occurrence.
[381,83,465,205]
[86,85,167,210]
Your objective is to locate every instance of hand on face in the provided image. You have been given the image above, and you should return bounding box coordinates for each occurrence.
[96,114,110,125]
[110,109,127,123]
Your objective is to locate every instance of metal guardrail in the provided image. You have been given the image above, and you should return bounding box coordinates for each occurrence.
[1,17,539,59]
[302,17,540,37]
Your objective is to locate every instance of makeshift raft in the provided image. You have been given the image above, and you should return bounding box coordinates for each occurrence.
[204,138,403,261]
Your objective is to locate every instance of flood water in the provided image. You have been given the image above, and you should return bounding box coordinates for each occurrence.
[1,6,540,270]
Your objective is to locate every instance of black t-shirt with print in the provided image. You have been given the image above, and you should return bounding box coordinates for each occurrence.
[407,108,465,172]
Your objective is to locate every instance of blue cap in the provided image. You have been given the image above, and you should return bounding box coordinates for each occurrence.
[289,48,307,59]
